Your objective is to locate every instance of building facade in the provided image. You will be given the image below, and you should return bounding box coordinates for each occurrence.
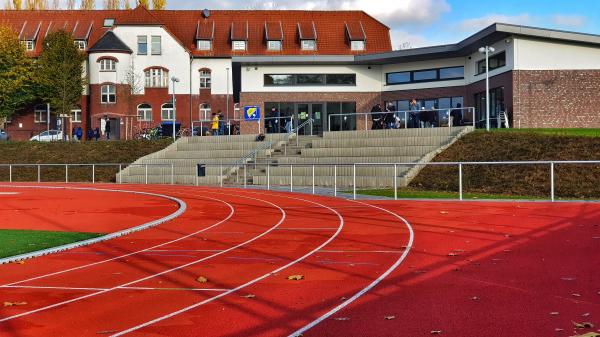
[2,8,600,140]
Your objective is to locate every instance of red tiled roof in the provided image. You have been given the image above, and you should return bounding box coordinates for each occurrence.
[298,22,317,40]
[0,8,392,57]
[230,21,248,40]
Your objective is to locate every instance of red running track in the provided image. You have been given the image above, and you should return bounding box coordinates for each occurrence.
[0,184,598,337]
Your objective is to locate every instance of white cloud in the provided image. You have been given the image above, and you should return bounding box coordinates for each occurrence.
[551,14,587,28]
[457,14,534,32]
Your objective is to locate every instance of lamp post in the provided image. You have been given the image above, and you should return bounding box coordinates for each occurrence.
[171,76,180,141]
[226,67,230,132]
[479,46,495,132]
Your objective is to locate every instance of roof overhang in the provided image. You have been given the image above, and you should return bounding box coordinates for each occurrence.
[232,55,356,65]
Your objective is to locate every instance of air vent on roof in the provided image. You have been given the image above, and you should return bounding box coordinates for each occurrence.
[103,18,115,27]
[202,9,211,18]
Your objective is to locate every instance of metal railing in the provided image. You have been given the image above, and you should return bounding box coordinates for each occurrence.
[191,118,243,137]
[327,107,476,132]
[3,160,600,202]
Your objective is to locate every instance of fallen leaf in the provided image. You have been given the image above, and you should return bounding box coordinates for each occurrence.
[340,297,347,301]
[333,317,349,321]
[196,276,209,283]
[550,312,559,315]
[12,260,25,265]
[3,302,27,307]
[384,315,396,320]
[96,330,118,335]
[562,277,577,281]
[470,296,480,301]
[440,211,449,214]
[570,333,600,337]
[287,275,304,281]
[582,313,590,317]
[447,253,458,257]
[572,293,582,297]
[241,294,256,299]
[431,331,442,335]
[572,321,594,329]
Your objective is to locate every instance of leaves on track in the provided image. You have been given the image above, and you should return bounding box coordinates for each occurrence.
[333,317,350,321]
[570,333,600,337]
[3,301,27,307]
[572,321,594,329]
[384,315,396,320]
[430,330,442,335]
[196,276,209,283]
[287,275,304,281]
[241,294,256,299]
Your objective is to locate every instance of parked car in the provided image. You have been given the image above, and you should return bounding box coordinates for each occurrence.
[0,130,8,141]
[30,130,63,142]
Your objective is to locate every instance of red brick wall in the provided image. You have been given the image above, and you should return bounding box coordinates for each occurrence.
[513,70,600,128]
[239,91,381,134]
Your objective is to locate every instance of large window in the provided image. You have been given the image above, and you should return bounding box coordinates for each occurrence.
[101,84,116,104]
[386,66,465,85]
[137,103,152,121]
[265,74,356,86]
[151,36,161,55]
[137,36,147,55]
[34,105,47,123]
[477,51,506,75]
[161,103,174,120]
[199,70,211,89]
[199,103,211,120]
[99,58,116,72]
[145,68,168,88]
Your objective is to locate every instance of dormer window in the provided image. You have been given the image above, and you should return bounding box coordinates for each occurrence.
[232,40,247,51]
[350,40,365,51]
[103,18,115,27]
[267,40,282,51]
[197,39,212,51]
[22,40,35,51]
[74,40,87,50]
[301,39,316,51]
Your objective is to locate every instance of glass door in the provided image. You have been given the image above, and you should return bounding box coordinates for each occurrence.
[311,103,324,135]
[296,103,310,135]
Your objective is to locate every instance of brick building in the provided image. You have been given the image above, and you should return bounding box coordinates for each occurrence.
[2,8,600,140]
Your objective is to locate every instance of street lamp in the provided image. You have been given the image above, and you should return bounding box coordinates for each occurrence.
[479,46,495,132]
[171,76,180,141]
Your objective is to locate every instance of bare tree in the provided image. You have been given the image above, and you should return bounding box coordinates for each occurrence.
[66,0,75,9]
[151,0,165,9]
[80,0,94,9]
[50,0,59,9]
[120,61,144,139]
[4,0,12,9]
[12,0,21,9]
[103,0,119,9]
[397,42,412,50]
[122,0,130,9]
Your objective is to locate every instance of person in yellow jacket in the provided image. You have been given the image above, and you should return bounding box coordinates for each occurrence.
[211,113,220,136]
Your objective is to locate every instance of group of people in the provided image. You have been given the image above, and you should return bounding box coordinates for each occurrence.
[210,111,240,136]
[266,108,293,134]
[370,100,464,130]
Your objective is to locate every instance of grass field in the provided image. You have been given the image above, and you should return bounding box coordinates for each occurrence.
[490,128,600,137]
[0,229,103,259]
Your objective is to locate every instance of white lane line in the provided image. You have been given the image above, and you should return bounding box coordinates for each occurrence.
[146,250,225,253]
[288,201,414,337]
[0,285,230,292]
[0,192,19,195]
[0,185,187,266]
[276,228,338,231]
[2,190,234,287]
[109,193,344,337]
[318,250,406,254]
[0,193,286,323]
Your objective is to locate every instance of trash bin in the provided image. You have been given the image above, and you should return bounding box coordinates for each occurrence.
[197,164,206,177]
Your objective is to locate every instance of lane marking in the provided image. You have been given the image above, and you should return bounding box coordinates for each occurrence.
[0,285,230,292]
[318,250,406,253]
[276,228,338,231]
[0,192,287,323]
[2,190,234,286]
[288,201,414,337]
[109,192,344,337]
[0,192,19,195]
[0,185,186,266]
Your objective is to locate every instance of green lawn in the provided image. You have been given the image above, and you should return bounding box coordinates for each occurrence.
[353,188,545,200]
[487,128,600,137]
[0,229,103,259]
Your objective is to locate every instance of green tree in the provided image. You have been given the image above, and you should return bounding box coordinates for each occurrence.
[35,30,86,131]
[0,25,34,121]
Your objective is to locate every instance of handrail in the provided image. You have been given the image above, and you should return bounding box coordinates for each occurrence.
[226,140,274,181]
[294,118,314,146]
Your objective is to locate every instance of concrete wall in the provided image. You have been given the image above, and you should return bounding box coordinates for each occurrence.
[514,37,600,70]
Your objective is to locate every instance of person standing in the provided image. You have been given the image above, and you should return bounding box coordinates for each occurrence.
[211,112,220,136]
[93,127,100,141]
[384,103,396,129]
[104,118,111,140]
[409,99,419,128]
[371,104,383,130]
[75,126,83,141]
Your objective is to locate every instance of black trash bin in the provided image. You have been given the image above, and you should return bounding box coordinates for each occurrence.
[197,164,206,177]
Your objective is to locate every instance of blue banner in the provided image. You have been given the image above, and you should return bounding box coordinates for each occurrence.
[244,106,261,121]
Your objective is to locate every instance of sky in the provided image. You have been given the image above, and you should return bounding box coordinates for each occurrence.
[161,0,600,50]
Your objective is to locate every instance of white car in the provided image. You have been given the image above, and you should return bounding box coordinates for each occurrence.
[30,130,63,142]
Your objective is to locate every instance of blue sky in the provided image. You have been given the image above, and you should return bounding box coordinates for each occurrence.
[164,0,600,49]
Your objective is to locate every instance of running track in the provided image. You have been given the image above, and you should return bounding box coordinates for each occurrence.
[0,184,598,337]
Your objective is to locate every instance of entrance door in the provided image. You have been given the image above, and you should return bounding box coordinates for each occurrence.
[296,103,324,135]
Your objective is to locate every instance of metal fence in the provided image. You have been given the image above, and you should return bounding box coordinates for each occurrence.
[2,160,599,202]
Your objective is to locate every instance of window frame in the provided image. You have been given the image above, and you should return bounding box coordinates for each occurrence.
[137,103,153,121]
[34,105,48,123]
[137,35,148,55]
[264,74,356,87]
[74,40,86,50]
[267,40,282,51]
[300,39,316,51]
[22,40,35,51]
[476,51,507,75]
[199,103,211,120]
[144,68,169,88]
[350,40,365,51]
[386,66,465,85]
[99,58,117,72]
[161,103,174,121]
[71,109,82,123]
[199,70,211,89]
[151,36,162,55]
[100,84,116,104]
[232,40,247,51]
[197,39,212,51]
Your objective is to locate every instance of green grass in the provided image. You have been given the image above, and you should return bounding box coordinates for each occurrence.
[0,229,103,259]
[353,188,545,200]
[487,128,600,137]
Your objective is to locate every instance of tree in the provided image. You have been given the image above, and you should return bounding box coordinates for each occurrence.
[123,0,130,9]
[120,60,143,139]
[66,0,75,9]
[151,0,165,9]
[103,0,119,9]
[0,25,34,122]
[137,0,149,8]
[35,30,86,138]
[80,0,94,9]
[12,0,21,9]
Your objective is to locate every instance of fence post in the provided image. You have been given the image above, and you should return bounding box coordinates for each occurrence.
[550,162,555,202]
[290,165,293,192]
[404,111,408,129]
[145,164,148,185]
[459,163,463,201]
[364,115,368,131]
[394,164,398,201]
[92,164,95,184]
[334,165,337,197]
[312,165,315,195]
[119,164,122,184]
[65,164,68,183]
[472,108,476,128]
[244,163,247,188]
[37,165,40,183]
[267,164,270,190]
[353,164,357,200]
[9,165,12,183]
[171,164,174,185]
